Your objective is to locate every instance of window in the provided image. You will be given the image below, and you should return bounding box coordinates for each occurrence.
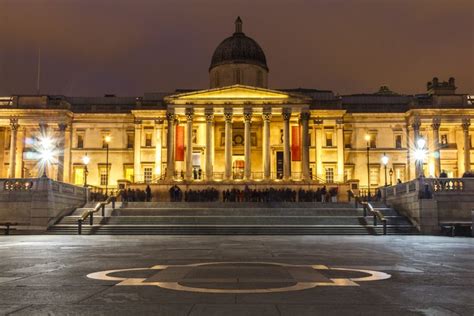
[145,133,152,147]
[395,135,402,149]
[344,132,352,149]
[99,167,109,186]
[144,167,153,184]
[325,132,333,147]
[369,134,376,148]
[77,134,84,149]
[394,166,405,183]
[344,167,353,182]
[369,167,379,187]
[325,167,334,183]
[73,167,85,185]
[124,165,134,182]
[440,134,448,145]
[127,133,134,149]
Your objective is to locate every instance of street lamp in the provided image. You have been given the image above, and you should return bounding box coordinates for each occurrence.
[381,153,389,187]
[389,168,394,185]
[82,154,90,187]
[414,137,427,178]
[365,134,371,200]
[38,136,54,178]
[105,135,111,197]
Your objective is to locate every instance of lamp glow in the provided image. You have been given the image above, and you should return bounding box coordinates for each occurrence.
[381,154,389,165]
[105,135,111,143]
[416,138,426,149]
[365,134,371,142]
[82,155,90,165]
[414,148,427,161]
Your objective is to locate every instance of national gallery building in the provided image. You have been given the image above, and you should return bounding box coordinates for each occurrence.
[0,18,473,192]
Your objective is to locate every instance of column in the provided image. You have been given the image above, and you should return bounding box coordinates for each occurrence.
[314,119,323,180]
[185,109,194,181]
[15,125,25,178]
[205,109,214,180]
[166,112,175,180]
[57,123,67,182]
[224,109,233,180]
[8,118,18,178]
[336,119,344,182]
[283,109,291,180]
[262,110,272,180]
[244,109,252,180]
[0,128,5,177]
[63,125,72,183]
[412,117,421,178]
[154,118,164,179]
[431,118,441,177]
[462,118,471,173]
[134,119,142,183]
[300,111,310,181]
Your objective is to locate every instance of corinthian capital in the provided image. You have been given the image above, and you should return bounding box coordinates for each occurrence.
[10,118,19,131]
[282,109,291,121]
[431,117,441,130]
[462,117,471,131]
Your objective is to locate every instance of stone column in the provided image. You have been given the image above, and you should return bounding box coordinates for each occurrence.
[262,110,272,180]
[166,112,175,180]
[185,109,194,181]
[462,118,471,173]
[8,118,18,178]
[0,128,5,177]
[154,118,164,179]
[412,117,422,178]
[283,109,291,180]
[431,118,441,177]
[314,119,323,180]
[133,119,142,183]
[15,127,24,178]
[57,123,67,182]
[336,119,345,183]
[224,109,233,180]
[205,110,214,180]
[244,109,252,180]
[300,111,310,181]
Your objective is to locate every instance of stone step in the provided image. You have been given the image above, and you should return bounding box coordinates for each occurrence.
[122,202,358,209]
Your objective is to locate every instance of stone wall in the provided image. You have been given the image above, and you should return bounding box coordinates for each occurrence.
[383,178,474,234]
[0,177,86,230]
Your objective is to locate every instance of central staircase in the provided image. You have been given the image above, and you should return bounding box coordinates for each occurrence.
[48,202,418,235]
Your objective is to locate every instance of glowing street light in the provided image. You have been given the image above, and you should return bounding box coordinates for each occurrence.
[381,153,389,187]
[82,154,90,187]
[38,136,55,178]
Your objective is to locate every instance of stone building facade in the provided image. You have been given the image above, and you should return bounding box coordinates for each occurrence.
[0,18,472,192]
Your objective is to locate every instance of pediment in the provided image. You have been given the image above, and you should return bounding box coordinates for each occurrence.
[166,85,293,101]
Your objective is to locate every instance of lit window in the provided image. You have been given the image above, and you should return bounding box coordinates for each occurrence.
[144,167,153,184]
[369,167,379,187]
[100,167,109,186]
[344,133,352,149]
[325,167,334,183]
[369,134,376,148]
[127,133,134,149]
[395,135,402,149]
[124,166,134,182]
[77,134,84,149]
[395,167,405,183]
[440,134,448,145]
[74,167,85,185]
[145,133,152,147]
[325,132,333,147]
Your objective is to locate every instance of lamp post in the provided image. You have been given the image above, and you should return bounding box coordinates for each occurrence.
[389,168,393,186]
[415,137,426,178]
[365,134,371,200]
[105,135,111,197]
[82,154,90,187]
[381,153,389,187]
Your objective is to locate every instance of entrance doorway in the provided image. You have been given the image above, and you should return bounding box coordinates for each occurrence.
[233,159,244,179]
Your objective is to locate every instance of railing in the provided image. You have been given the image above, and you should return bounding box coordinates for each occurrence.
[147,171,331,182]
[77,190,121,235]
[427,178,464,192]
[355,195,387,235]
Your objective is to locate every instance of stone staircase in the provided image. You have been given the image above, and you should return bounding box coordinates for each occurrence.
[48,202,419,235]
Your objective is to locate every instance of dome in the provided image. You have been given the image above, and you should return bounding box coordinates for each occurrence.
[209,17,268,71]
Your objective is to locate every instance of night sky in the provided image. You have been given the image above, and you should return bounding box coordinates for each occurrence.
[0,0,472,97]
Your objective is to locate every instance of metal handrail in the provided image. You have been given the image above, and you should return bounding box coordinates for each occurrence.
[77,190,122,235]
[355,195,387,235]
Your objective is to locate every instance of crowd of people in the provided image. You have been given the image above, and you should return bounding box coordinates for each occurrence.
[121,185,152,202]
[184,188,219,202]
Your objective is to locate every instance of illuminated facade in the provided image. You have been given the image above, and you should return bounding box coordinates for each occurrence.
[0,18,473,191]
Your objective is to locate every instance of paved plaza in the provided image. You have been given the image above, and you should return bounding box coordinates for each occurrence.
[0,235,473,315]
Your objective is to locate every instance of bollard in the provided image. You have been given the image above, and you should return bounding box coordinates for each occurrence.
[78,219,82,235]
[112,197,116,210]
[90,213,93,226]
[101,204,105,217]
[373,214,377,226]
[5,223,10,235]
[383,220,387,235]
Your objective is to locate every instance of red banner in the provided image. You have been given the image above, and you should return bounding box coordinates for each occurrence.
[175,125,185,161]
[291,126,301,161]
